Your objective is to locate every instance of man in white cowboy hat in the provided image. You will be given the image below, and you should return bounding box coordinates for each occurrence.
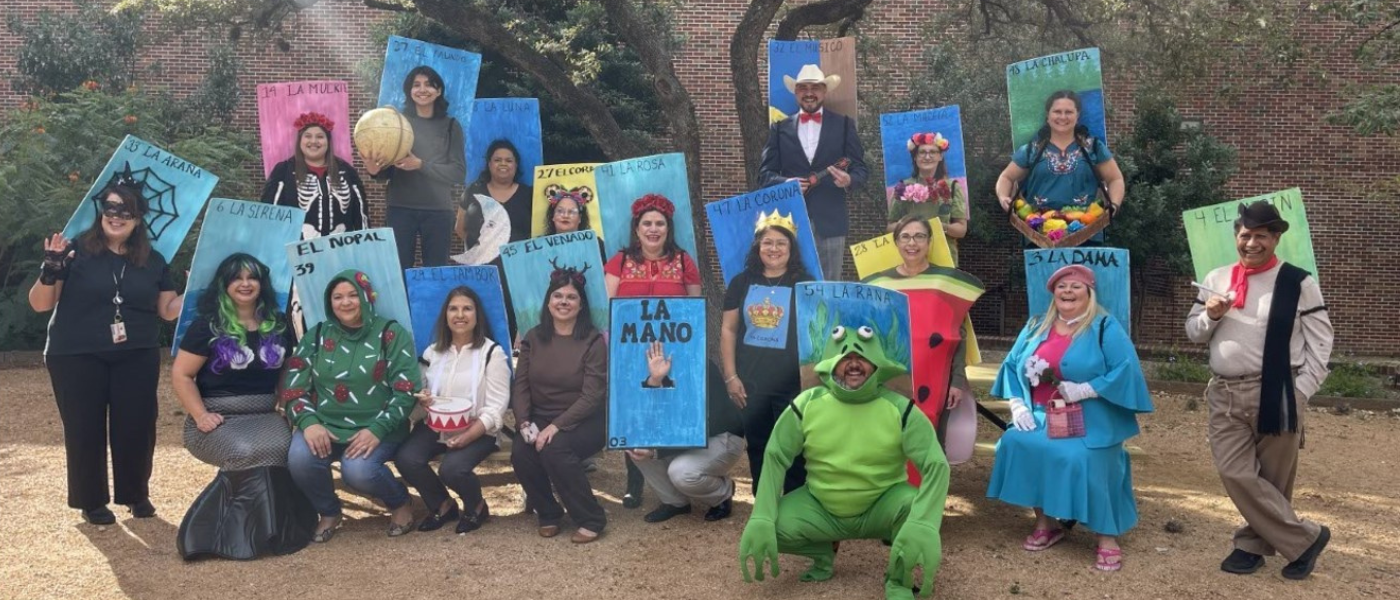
[1186,200,1333,581]
[759,64,868,281]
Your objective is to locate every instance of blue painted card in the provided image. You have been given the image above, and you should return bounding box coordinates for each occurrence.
[62,135,218,263]
[608,297,708,449]
[285,228,412,338]
[405,266,513,359]
[741,285,792,350]
[1006,48,1106,149]
[377,35,482,184]
[1024,247,1131,334]
[795,282,911,374]
[173,199,305,356]
[705,181,823,285]
[595,153,697,260]
[879,106,968,214]
[467,98,542,186]
[499,230,609,336]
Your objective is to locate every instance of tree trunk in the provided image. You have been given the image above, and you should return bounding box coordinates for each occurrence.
[410,0,647,161]
[730,0,785,188]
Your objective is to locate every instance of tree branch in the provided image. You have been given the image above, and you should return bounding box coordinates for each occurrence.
[775,0,875,41]
[410,0,646,159]
[362,0,410,13]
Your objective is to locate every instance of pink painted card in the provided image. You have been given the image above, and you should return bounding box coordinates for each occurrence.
[256,80,353,177]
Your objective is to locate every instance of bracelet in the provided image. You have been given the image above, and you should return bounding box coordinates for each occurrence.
[724,375,738,383]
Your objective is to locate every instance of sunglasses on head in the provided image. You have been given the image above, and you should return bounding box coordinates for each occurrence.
[102,202,138,221]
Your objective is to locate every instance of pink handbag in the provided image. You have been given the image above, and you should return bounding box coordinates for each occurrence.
[1046,397,1086,439]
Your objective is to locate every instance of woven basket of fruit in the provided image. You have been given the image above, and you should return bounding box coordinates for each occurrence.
[1008,198,1110,248]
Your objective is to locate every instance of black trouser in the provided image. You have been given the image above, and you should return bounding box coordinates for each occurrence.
[46,348,161,509]
[740,382,806,497]
[395,422,499,514]
[511,411,607,532]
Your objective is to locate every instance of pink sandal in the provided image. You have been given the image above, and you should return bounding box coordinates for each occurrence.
[1095,547,1123,571]
[1023,528,1065,551]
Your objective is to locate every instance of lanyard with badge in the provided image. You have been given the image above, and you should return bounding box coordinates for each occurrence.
[111,263,128,344]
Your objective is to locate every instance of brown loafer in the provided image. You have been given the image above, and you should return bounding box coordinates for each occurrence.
[571,528,601,544]
[538,524,560,538]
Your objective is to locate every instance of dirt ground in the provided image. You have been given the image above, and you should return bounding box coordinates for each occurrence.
[1,364,1396,600]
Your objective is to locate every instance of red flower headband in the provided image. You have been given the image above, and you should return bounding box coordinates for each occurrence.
[352,271,378,305]
[294,112,335,132]
[545,184,593,205]
[907,132,949,152]
[548,258,592,288]
[631,193,675,219]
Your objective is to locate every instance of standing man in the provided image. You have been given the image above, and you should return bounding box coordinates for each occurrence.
[1185,201,1333,580]
[759,64,868,281]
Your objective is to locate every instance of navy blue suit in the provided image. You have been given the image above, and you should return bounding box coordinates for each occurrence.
[758,109,869,239]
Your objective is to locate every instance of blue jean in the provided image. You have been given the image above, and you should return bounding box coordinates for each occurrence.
[815,235,847,281]
[385,206,454,269]
[287,429,408,518]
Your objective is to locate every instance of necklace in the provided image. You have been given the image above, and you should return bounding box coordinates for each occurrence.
[1058,313,1085,325]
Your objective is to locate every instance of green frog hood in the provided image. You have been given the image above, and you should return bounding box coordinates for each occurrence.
[814,324,906,403]
[322,269,384,328]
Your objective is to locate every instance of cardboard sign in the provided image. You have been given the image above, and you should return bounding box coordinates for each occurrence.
[767,37,857,124]
[1006,48,1107,149]
[405,265,513,359]
[285,228,412,336]
[256,80,353,178]
[173,199,305,356]
[499,230,609,335]
[376,35,482,184]
[1025,247,1132,334]
[466,98,543,186]
[531,163,603,238]
[62,135,218,263]
[1183,188,1317,282]
[607,297,708,449]
[879,106,969,215]
[705,181,823,285]
[794,282,911,392]
[595,153,697,260]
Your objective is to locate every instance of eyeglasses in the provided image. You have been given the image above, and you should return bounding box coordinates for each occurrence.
[102,203,137,221]
[897,233,930,243]
[555,209,580,217]
[759,239,790,249]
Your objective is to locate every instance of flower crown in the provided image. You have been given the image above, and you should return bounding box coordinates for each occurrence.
[907,132,949,152]
[548,258,591,288]
[754,209,797,235]
[631,193,675,219]
[294,112,335,132]
[545,184,593,205]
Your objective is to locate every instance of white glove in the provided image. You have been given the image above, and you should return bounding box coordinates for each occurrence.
[1009,400,1036,432]
[1057,381,1098,403]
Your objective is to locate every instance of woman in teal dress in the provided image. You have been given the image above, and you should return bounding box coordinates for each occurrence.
[987,265,1152,572]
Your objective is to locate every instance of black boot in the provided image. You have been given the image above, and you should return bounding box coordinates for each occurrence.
[622,456,645,509]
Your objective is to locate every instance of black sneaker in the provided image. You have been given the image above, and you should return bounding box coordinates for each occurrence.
[703,499,732,521]
[1282,526,1330,580]
[82,506,116,525]
[127,499,156,518]
[644,503,691,523]
[1220,548,1265,574]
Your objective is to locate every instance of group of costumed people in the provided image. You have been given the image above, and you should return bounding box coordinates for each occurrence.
[26,60,1335,596]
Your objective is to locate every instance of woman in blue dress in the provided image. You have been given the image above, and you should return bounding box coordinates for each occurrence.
[987,265,1152,572]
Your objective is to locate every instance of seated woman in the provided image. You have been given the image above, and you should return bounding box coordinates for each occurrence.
[511,266,609,544]
[173,253,314,560]
[627,344,744,523]
[987,265,1153,572]
[395,287,511,535]
[281,271,422,542]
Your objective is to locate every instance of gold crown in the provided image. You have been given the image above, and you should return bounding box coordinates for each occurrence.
[747,297,785,329]
[754,209,797,234]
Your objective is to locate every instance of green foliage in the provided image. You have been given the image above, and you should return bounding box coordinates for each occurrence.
[1318,363,1387,398]
[1323,2,1400,137]
[363,10,666,165]
[1152,353,1213,383]
[6,0,148,97]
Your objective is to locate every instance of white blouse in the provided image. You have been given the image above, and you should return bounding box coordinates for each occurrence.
[420,341,511,436]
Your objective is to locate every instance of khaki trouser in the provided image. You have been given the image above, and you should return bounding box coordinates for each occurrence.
[1206,375,1322,561]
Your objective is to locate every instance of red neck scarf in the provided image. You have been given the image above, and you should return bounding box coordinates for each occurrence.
[1228,255,1279,309]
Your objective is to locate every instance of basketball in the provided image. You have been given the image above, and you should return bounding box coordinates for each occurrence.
[352,106,415,164]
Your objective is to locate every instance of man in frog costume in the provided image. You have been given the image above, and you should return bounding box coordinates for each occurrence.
[739,323,949,599]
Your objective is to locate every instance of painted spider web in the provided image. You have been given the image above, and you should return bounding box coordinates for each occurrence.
[90,166,180,242]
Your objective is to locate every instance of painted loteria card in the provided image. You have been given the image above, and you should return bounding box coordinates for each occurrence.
[767,37,857,124]
[376,36,482,183]
[595,153,697,259]
[1182,188,1317,283]
[1025,247,1132,334]
[499,230,609,335]
[531,163,603,238]
[607,297,708,449]
[466,98,543,186]
[705,180,823,285]
[256,80,353,178]
[794,282,911,393]
[1006,48,1107,149]
[285,228,412,338]
[880,106,969,217]
[405,265,513,359]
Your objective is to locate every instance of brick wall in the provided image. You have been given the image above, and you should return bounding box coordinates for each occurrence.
[4,0,1397,355]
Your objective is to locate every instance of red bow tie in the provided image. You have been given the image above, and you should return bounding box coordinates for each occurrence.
[798,111,822,124]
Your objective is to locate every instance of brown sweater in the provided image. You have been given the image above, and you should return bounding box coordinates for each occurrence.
[512,327,608,431]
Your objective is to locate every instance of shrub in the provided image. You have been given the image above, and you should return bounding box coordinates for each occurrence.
[1153,353,1213,383]
[1318,363,1385,399]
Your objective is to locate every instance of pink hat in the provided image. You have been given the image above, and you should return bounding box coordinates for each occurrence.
[1046,265,1095,292]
